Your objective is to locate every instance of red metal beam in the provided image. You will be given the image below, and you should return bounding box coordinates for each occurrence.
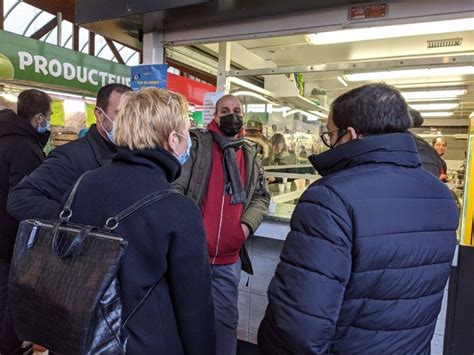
[72,24,80,51]
[88,31,95,56]
[24,0,75,22]
[30,17,57,40]
[0,0,4,30]
[105,38,125,64]
[167,58,217,86]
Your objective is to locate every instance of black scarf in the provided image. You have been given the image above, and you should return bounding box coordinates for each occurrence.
[211,132,247,205]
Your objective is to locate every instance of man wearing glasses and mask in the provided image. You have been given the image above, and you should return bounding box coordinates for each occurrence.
[258,83,458,354]
[173,94,269,355]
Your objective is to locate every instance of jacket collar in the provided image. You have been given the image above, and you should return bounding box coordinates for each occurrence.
[309,133,421,177]
[0,109,50,148]
[85,124,117,166]
[113,146,181,183]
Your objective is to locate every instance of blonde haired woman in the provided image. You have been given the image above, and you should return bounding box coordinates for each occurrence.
[68,88,215,354]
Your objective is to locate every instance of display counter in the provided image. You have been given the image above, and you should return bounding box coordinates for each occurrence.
[255,166,320,240]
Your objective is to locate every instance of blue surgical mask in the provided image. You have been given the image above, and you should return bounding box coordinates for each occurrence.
[37,114,51,134]
[98,107,115,144]
[175,133,191,165]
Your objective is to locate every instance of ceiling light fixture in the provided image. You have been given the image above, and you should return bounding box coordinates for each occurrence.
[306,17,474,45]
[284,109,322,121]
[230,77,273,96]
[401,89,466,100]
[232,90,274,104]
[419,112,454,117]
[337,75,348,87]
[0,92,18,102]
[409,103,459,111]
[344,66,474,82]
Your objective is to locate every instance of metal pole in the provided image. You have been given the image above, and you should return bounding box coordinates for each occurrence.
[217,42,231,93]
[56,12,62,46]
[143,32,165,64]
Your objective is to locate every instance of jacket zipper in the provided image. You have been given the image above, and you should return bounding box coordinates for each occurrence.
[212,193,226,264]
[212,150,257,263]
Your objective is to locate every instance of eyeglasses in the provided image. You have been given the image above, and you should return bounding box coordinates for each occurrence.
[320,128,347,148]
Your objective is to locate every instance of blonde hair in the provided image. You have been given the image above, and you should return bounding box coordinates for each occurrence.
[114,88,188,150]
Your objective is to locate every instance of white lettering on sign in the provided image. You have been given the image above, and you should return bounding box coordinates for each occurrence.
[77,66,88,83]
[34,55,48,75]
[16,51,130,89]
[63,63,75,80]
[49,59,62,77]
[88,69,98,86]
[18,51,33,70]
[99,72,108,86]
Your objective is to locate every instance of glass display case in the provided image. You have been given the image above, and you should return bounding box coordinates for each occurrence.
[238,94,327,238]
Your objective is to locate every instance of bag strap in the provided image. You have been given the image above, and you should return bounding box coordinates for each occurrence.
[59,171,92,221]
[122,273,165,328]
[103,189,178,231]
[118,190,179,327]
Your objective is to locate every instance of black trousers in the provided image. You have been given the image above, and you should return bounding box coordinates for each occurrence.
[0,259,22,355]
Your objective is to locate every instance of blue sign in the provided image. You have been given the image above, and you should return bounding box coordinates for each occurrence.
[130,64,168,90]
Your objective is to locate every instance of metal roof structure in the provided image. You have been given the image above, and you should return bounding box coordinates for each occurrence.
[3,0,140,65]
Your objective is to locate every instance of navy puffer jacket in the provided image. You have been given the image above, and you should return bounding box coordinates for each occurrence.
[258,133,458,354]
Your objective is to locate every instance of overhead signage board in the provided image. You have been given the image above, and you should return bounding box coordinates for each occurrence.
[0,30,131,94]
[131,64,168,91]
[348,4,388,20]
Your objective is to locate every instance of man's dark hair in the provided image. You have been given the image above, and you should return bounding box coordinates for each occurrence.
[270,133,286,145]
[96,84,132,110]
[331,83,410,136]
[17,89,52,120]
[409,108,424,128]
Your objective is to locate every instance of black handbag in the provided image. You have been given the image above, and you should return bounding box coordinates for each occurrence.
[9,172,177,354]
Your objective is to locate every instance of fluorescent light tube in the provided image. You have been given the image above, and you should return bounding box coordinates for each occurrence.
[344,66,474,82]
[401,89,466,100]
[337,76,348,87]
[409,103,459,111]
[230,78,273,96]
[232,91,274,104]
[419,112,454,117]
[0,93,17,102]
[306,17,474,45]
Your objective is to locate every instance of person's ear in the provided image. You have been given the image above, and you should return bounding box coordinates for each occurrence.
[347,127,360,140]
[214,113,220,125]
[94,107,103,123]
[167,130,178,152]
[30,113,42,128]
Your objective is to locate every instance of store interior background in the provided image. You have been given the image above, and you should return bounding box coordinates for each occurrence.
[0,1,473,353]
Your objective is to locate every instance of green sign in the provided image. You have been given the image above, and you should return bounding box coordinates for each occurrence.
[0,30,131,94]
[192,111,203,126]
[50,99,65,126]
[85,103,96,128]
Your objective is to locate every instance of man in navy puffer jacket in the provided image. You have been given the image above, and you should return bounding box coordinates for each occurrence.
[258,83,458,354]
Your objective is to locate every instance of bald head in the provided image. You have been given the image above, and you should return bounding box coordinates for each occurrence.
[214,95,243,116]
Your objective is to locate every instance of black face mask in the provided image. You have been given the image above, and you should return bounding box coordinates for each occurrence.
[218,114,243,137]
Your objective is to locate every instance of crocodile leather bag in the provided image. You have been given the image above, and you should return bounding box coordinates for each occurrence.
[9,172,176,354]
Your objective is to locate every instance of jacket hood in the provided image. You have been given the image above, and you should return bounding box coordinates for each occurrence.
[309,133,421,177]
[0,109,50,147]
[113,146,181,183]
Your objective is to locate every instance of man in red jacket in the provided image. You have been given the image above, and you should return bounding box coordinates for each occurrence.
[174,94,269,355]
